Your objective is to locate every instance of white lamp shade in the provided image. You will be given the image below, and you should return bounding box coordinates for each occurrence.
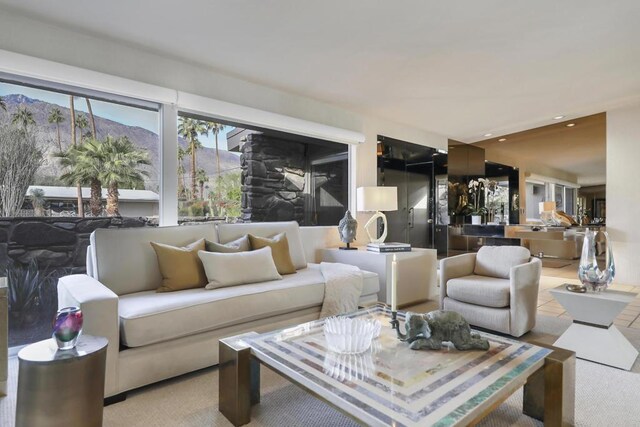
[357,187,398,212]
[539,201,556,214]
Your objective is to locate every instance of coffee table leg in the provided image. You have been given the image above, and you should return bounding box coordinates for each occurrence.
[219,337,260,427]
[523,344,575,426]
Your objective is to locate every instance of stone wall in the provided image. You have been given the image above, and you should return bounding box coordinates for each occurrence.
[240,133,307,223]
[0,216,152,274]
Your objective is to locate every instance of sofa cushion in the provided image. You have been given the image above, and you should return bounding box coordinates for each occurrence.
[199,247,282,289]
[151,239,208,292]
[248,233,297,275]
[205,235,250,253]
[91,224,217,295]
[474,246,530,279]
[118,263,380,348]
[446,275,511,308]
[217,221,307,270]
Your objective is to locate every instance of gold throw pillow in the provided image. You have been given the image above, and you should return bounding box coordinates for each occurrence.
[150,238,207,292]
[248,233,297,275]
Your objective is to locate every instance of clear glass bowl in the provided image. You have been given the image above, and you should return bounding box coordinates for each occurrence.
[323,350,375,381]
[323,317,379,354]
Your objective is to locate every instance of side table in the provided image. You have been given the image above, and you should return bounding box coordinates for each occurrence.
[550,285,639,370]
[16,335,108,427]
[321,247,438,307]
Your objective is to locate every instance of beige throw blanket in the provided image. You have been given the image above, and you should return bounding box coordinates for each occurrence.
[319,262,364,318]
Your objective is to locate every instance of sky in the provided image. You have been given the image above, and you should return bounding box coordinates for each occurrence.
[0,82,234,151]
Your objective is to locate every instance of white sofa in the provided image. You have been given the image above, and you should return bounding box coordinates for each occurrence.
[57,221,379,398]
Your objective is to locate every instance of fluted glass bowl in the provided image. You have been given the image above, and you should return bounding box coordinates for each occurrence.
[323,317,379,354]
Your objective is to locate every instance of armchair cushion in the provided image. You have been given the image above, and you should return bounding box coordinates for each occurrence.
[446,275,511,308]
[474,246,530,279]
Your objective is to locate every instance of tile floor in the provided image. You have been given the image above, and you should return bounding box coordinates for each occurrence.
[538,261,640,329]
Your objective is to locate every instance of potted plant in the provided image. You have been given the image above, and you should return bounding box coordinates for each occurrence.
[467,179,487,224]
[469,206,488,224]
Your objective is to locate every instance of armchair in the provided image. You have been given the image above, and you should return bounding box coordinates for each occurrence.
[439,246,541,337]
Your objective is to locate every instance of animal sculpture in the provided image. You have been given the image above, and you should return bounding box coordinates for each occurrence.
[402,310,490,351]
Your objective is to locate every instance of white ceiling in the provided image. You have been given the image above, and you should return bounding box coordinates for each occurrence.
[1,1,640,142]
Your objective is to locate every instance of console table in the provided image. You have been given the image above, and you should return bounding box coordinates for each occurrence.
[550,285,639,370]
[321,247,437,307]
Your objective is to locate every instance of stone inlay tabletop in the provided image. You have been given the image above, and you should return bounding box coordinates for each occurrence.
[244,305,551,426]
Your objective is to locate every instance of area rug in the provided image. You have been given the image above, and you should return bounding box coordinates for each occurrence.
[1,314,639,426]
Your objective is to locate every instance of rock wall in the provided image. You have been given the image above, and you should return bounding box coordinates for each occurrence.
[240,133,307,223]
[0,217,152,274]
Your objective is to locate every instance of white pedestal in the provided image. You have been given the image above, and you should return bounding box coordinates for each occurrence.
[321,247,438,307]
[550,285,639,370]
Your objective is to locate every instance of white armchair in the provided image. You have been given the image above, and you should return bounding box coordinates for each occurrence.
[439,246,541,337]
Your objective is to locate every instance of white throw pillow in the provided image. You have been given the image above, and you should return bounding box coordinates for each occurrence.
[198,247,282,289]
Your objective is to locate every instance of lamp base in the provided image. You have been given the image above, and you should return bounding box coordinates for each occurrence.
[364,211,388,244]
[339,243,358,250]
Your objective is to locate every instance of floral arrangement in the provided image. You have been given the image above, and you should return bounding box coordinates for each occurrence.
[467,179,488,216]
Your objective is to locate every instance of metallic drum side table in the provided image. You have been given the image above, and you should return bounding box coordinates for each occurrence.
[16,335,108,427]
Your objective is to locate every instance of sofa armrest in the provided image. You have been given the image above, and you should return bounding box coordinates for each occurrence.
[439,253,476,308]
[509,258,542,337]
[58,274,119,397]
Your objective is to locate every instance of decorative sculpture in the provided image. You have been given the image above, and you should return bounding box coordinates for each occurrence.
[399,310,489,351]
[338,210,358,250]
[578,228,615,292]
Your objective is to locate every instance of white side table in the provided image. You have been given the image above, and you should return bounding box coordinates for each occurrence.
[550,285,639,370]
[321,247,438,307]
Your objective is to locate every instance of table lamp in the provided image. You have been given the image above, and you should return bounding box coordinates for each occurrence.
[538,201,556,214]
[356,186,398,243]
[539,201,558,226]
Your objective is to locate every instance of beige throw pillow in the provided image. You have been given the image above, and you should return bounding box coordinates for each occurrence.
[198,247,282,289]
[205,235,250,253]
[150,239,208,292]
[248,233,297,275]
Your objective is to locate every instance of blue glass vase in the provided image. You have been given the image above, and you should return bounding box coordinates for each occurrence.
[578,229,615,292]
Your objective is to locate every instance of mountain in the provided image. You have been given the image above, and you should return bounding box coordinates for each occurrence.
[0,93,241,191]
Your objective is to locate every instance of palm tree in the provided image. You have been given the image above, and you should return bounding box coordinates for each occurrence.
[69,95,83,217]
[75,114,89,144]
[178,117,207,200]
[196,168,209,200]
[100,136,150,216]
[48,107,65,151]
[177,146,187,198]
[29,188,47,216]
[85,98,97,138]
[11,106,35,132]
[206,122,226,185]
[55,137,106,216]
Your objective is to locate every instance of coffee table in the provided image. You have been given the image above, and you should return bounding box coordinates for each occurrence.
[219,305,574,426]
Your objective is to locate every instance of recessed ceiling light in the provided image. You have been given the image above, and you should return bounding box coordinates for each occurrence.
[553,115,565,120]
[566,123,576,127]
[483,133,493,137]
[498,138,507,142]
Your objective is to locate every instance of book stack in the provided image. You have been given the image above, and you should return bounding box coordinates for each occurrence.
[366,242,411,253]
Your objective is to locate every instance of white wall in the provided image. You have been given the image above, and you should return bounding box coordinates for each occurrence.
[606,105,640,285]
[0,8,447,234]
